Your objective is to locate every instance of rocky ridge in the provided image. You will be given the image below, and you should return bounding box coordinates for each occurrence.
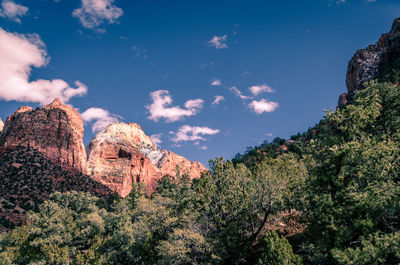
[87,123,206,197]
[340,17,400,105]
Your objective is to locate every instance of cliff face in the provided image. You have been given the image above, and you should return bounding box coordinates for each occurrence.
[87,123,206,197]
[341,17,400,105]
[0,98,87,173]
[0,118,3,133]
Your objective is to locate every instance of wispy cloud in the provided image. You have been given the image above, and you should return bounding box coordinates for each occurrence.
[146,90,203,123]
[212,95,225,105]
[72,0,123,30]
[81,107,121,133]
[211,79,222,86]
[248,99,279,114]
[170,125,220,143]
[0,27,87,105]
[150,133,162,146]
[208,34,228,49]
[230,86,252,100]
[249,84,274,96]
[197,61,214,69]
[132,45,148,59]
[0,0,28,23]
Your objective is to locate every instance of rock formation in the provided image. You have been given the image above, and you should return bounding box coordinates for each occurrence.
[0,98,87,173]
[341,17,400,104]
[87,123,206,197]
[0,118,3,133]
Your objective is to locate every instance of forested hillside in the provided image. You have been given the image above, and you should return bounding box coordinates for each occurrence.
[0,69,399,264]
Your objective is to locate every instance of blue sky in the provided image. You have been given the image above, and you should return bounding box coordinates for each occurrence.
[0,0,399,166]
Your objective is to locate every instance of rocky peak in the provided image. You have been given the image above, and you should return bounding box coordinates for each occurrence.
[15,106,33,114]
[0,98,87,173]
[87,122,206,197]
[342,17,400,105]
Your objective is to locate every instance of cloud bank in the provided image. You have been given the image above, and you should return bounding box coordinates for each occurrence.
[73,0,123,29]
[0,0,28,23]
[170,125,220,143]
[81,107,121,133]
[0,27,87,105]
[146,90,203,123]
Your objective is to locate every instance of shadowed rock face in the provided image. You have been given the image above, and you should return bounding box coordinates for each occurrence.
[0,98,87,173]
[87,123,206,197]
[342,17,400,103]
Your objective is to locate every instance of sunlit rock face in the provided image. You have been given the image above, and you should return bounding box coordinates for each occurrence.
[342,17,400,104]
[87,122,206,197]
[0,118,3,133]
[0,98,87,173]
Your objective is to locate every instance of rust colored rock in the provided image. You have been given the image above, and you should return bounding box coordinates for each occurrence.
[87,123,206,197]
[345,17,400,95]
[0,98,87,173]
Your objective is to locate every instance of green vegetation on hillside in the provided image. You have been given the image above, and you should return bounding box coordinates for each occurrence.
[1,77,400,264]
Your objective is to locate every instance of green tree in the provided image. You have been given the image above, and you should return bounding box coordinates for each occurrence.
[257,231,302,265]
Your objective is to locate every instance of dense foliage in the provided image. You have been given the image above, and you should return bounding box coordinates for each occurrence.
[1,77,400,264]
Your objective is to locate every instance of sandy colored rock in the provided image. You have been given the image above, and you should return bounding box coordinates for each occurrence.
[0,118,3,133]
[87,123,206,197]
[0,98,87,173]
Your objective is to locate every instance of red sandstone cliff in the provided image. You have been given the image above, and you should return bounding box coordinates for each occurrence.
[0,98,87,173]
[87,123,206,197]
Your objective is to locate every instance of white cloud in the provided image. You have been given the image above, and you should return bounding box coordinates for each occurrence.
[170,125,220,143]
[212,95,225,105]
[199,145,208,150]
[248,99,279,114]
[249,84,274,96]
[211,79,222,86]
[230,86,252,100]
[184,98,203,109]
[208,34,228,49]
[81,107,121,133]
[266,133,273,137]
[0,27,87,105]
[150,133,162,146]
[0,0,28,23]
[146,90,203,123]
[72,0,123,29]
